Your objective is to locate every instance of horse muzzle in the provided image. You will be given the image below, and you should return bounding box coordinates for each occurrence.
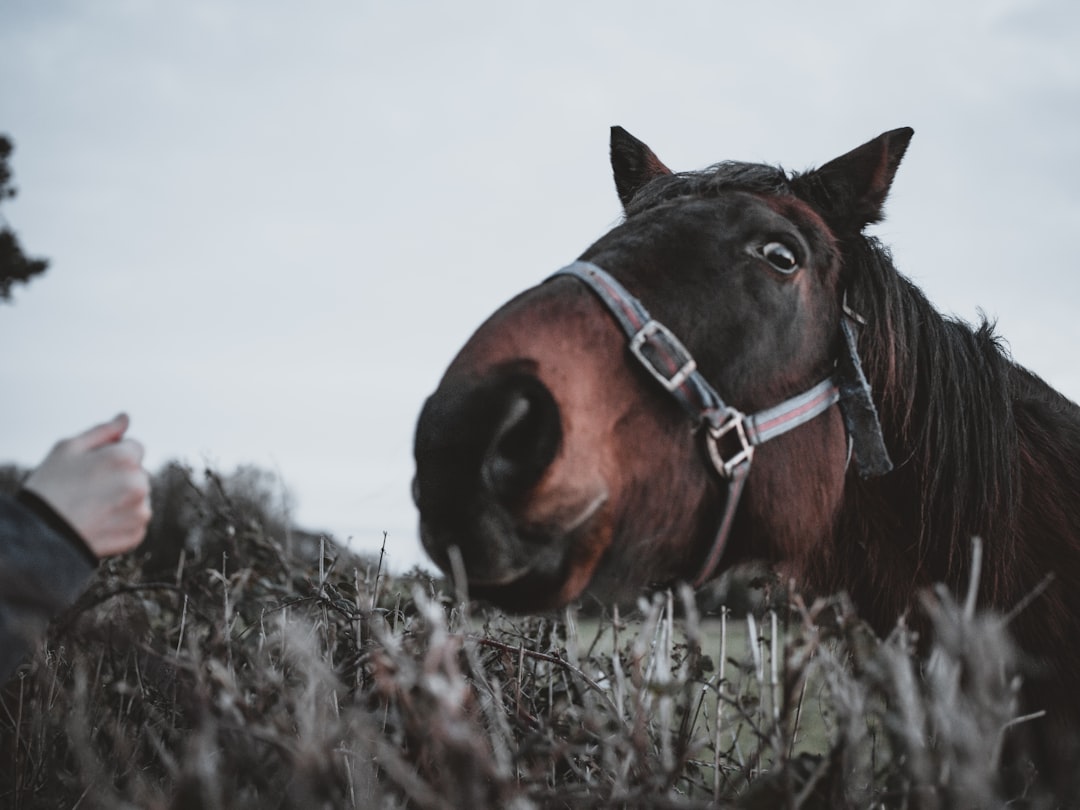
[413,366,605,604]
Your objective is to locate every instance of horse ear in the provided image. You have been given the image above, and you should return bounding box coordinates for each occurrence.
[610,126,673,209]
[792,127,914,231]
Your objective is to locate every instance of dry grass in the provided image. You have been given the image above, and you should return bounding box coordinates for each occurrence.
[0,467,1062,808]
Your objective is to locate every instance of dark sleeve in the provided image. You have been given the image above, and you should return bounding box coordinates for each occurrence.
[0,491,99,681]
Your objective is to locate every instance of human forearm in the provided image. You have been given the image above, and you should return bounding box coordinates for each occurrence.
[0,492,98,680]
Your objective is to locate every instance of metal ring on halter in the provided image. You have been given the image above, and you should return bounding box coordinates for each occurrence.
[706,408,755,479]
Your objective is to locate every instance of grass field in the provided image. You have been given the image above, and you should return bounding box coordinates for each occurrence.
[0,465,1061,807]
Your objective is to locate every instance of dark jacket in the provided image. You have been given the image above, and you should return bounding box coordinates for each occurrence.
[0,491,97,680]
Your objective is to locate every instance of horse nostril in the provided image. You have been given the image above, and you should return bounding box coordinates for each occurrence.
[414,368,562,528]
[483,394,531,490]
[482,377,561,500]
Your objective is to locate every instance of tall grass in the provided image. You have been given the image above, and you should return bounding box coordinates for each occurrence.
[0,466,1059,807]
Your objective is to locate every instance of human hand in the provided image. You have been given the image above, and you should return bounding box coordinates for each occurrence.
[23,414,151,558]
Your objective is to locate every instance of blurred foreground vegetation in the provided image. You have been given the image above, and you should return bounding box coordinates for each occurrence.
[0,462,1058,808]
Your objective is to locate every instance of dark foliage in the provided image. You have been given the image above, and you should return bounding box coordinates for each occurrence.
[0,462,1061,807]
[0,135,49,301]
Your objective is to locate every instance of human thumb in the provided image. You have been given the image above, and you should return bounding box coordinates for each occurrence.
[69,413,130,452]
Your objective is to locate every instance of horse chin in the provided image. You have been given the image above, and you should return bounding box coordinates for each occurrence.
[470,571,587,613]
[425,490,612,613]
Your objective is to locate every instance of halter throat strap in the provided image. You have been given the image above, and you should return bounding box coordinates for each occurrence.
[549,260,841,588]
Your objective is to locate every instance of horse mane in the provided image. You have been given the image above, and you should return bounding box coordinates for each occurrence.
[840,235,1021,598]
[833,231,1080,754]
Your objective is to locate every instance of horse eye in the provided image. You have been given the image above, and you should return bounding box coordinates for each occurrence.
[761,242,798,274]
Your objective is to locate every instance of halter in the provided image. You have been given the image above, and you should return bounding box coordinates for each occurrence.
[549,260,865,588]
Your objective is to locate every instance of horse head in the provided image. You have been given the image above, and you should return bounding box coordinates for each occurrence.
[413,126,913,611]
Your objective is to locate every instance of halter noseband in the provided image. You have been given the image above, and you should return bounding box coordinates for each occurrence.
[549,260,848,587]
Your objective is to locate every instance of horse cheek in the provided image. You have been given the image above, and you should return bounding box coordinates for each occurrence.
[748,407,849,579]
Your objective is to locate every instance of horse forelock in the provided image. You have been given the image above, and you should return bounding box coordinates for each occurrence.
[623,162,841,279]
[623,161,792,217]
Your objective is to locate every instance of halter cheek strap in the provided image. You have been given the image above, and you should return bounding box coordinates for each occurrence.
[549,260,842,587]
[836,310,894,478]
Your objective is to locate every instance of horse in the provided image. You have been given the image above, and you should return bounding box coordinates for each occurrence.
[412,126,1080,784]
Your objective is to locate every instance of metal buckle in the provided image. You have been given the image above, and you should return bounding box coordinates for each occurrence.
[706,409,755,479]
[629,319,697,393]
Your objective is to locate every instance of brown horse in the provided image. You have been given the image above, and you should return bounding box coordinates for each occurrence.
[413,127,1080,780]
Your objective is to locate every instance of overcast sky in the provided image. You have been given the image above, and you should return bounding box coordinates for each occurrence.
[1,0,1078,572]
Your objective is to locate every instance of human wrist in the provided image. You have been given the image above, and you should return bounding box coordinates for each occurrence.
[16,487,100,568]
